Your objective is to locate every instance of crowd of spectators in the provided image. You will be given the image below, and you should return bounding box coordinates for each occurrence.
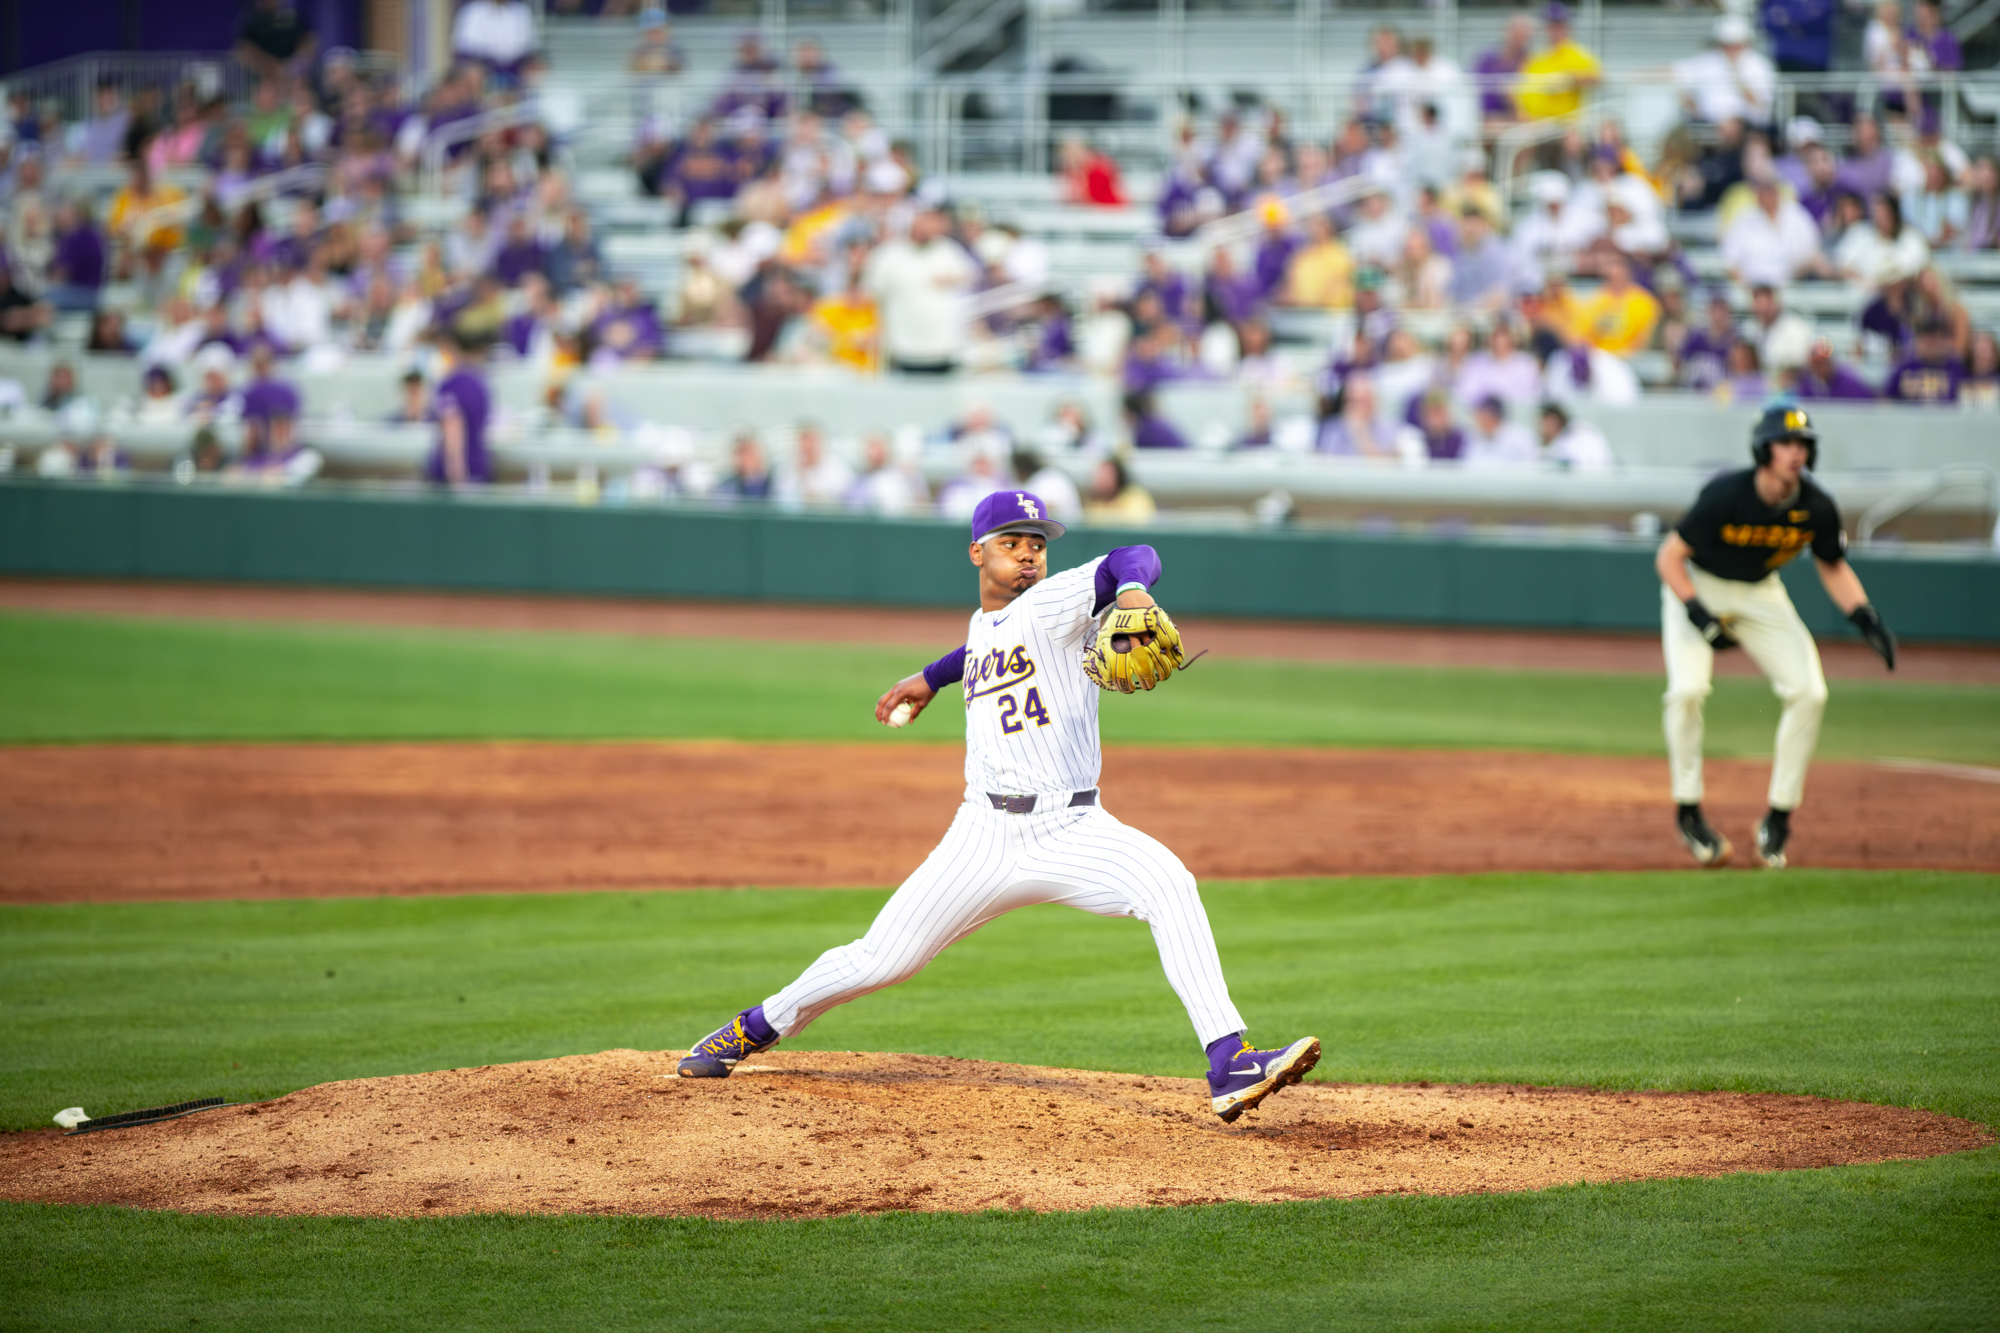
[0,0,1995,504]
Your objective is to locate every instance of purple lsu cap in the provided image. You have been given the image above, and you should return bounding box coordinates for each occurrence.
[971,490,1067,544]
[1543,1,1572,20]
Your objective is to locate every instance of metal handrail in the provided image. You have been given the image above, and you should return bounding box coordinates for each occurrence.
[1855,466,1998,545]
[419,101,547,196]
[128,164,326,245]
[964,275,1048,322]
[1194,173,1381,249]
[916,0,1026,73]
[1495,112,1587,191]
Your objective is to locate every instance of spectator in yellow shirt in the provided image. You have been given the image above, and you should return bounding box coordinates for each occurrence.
[1515,3,1602,122]
[1282,213,1355,308]
[806,263,880,373]
[105,158,187,280]
[1084,455,1156,523]
[1570,255,1660,354]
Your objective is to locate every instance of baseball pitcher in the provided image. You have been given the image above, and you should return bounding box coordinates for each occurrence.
[1655,403,1897,868]
[677,489,1321,1123]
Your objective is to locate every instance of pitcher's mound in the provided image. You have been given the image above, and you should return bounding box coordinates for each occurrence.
[3,1050,1985,1218]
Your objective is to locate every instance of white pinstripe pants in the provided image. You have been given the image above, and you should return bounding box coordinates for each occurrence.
[761,798,1248,1050]
[1662,571,1829,809]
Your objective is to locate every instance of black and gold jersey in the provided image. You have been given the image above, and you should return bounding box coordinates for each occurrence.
[1675,468,1845,583]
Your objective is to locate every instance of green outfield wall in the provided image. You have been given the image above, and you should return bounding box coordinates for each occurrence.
[2,481,1995,642]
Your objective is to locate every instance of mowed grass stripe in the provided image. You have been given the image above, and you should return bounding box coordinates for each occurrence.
[3,871,1993,1131]
[7,1154,1997,1332]
[1,869,1997,1330]
[3,610,1996,761]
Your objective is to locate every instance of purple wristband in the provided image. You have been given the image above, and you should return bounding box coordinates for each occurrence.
[1094,545,1162,614]
[922,645,967,692]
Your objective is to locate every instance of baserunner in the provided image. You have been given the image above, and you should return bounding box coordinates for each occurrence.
[1655,403,1897,868]
[676,489,1321,1123]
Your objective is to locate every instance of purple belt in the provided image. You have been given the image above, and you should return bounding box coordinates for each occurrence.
[987,790,1097,815]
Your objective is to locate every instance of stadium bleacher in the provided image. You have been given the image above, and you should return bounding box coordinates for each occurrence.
[0,0,1995,546]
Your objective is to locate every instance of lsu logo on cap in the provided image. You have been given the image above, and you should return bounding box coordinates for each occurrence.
[1017,494,1041,519]
[1784,408,1809,432]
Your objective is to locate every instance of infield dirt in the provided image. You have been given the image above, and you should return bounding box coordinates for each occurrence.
[1,1050,1985,1218]
[3,740,1996,904]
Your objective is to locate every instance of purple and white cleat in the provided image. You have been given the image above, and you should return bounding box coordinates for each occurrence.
[1206,1034,1321,1122]
[676,1006,779,1078]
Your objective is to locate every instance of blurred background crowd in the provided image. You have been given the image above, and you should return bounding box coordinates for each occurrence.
[0,0,1995,530]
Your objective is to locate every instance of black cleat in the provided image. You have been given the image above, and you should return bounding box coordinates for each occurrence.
[1677,804,1733,868]
[1755,809,1791,869]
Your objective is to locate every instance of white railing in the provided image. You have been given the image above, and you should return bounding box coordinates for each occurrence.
[1856,467,1998,545]
[129,164,327,245]
[1195,173,1382,249]
[418,100,549,196]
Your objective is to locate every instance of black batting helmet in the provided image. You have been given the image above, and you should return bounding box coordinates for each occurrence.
[1750,402,1818,470]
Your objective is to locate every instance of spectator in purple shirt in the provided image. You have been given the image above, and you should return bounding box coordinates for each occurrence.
[503,273,558,360]
[712,32,784,121]
[1910,0,1963,71]
[425,329,493,485]
[1473,14,1534,131]
[1884,321,1964,403]
[46,201,107,313]
[1836,117,1895,201]
[266,199,320,274]
[69,82,130,166]
[1122,321,1184,394]
[1762,0,1836,72]
[1961,155,2000,252]
[1135,249,1190,329]
[1124,390,1191,450]
[490,212,545,286]
[1447,206,1515,309]
[591,279,664,364]
[1964,330,1999,407]
[545,209,603,295]
[655,120,739,224]
[1791,337,1878,400]
[1156,161,1204,239]
[1676,292,1739,391]
[1203,247,1262,327]
[1410,390,1467,461]
[1023,295,1075,373]
[1795,142,1842,234]
[238,343,303,467]
[1251,201,1299,299]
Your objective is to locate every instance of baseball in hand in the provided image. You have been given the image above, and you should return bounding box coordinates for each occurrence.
[887,701,916,729]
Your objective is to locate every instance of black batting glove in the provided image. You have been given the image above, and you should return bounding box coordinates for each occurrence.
[1849,603,1896,671]
[1684,598,1738,650]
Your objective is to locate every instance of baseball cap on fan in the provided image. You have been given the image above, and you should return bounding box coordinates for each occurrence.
[971,490,1066,544]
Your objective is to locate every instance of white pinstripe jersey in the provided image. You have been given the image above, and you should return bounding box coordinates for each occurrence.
[959,555,1108,797]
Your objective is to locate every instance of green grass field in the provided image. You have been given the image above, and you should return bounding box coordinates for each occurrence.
[3,609,1998,761]
[3,606,1998,1329]
[3,872,1998,1329]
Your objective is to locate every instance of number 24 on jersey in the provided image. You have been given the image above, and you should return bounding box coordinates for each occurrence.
[996,688,1051,734]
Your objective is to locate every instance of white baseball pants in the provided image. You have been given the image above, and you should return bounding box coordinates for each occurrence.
[1661,568,1829,810]
[760,798,1248,1050]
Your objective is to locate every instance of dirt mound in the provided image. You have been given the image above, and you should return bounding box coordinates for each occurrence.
[3,1051,1985,1218]
[4,742,1997,904]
